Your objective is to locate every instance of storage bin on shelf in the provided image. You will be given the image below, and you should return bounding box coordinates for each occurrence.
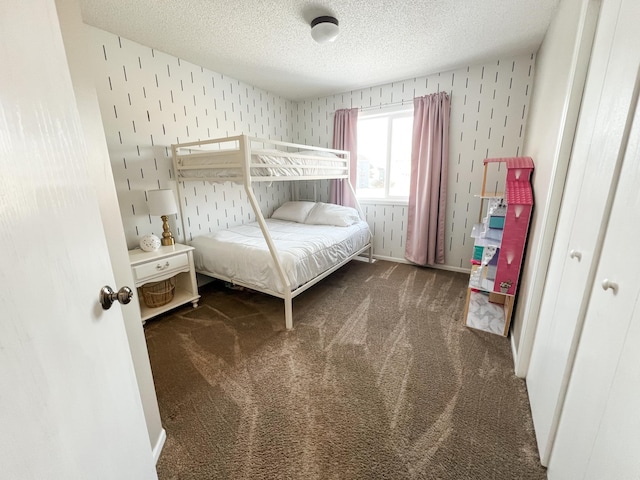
[470,219,503,279]
[140,276,176,308]
[487,197,506,229]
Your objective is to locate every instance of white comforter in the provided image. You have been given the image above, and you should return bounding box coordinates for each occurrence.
[191,219,370,293]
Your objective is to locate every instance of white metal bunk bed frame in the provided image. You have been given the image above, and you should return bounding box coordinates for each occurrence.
[171,134,372,329]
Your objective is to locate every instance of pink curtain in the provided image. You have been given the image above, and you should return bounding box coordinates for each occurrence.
[405,92,450,265]
[330,108,358,206]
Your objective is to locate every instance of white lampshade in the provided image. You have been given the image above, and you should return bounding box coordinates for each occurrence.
[311,16,339,44]
[147,189,177,216]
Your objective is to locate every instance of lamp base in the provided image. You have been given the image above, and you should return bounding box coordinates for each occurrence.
[160,215,175,246]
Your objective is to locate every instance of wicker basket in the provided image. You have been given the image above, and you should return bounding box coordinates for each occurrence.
[140,277,176,308]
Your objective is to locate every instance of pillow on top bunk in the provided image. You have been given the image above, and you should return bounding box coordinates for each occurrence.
[305,202,360,227]
[271,201,317,223]
[295,150,340,158]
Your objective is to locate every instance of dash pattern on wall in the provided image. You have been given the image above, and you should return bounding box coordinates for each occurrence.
[89,27,296,249]
[293,54,536,270]
[90,25,535,270]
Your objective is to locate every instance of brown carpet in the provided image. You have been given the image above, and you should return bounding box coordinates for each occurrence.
[145,260,545,479]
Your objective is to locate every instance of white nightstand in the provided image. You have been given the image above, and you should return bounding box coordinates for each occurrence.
[128,243,200,323]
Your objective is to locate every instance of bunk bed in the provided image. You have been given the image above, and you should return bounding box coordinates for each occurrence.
[172,135,373,330]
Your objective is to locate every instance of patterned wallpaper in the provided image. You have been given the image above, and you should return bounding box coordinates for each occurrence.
[89,27,296,248]
[90,26,534,271]
[293,55,535,270]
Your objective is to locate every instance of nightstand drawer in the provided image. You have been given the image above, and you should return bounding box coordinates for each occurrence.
[133,252,189,284]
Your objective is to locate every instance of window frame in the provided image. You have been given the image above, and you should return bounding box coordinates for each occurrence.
[356,105,414,203]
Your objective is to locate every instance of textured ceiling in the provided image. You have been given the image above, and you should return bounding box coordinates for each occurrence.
[79,0,560,101]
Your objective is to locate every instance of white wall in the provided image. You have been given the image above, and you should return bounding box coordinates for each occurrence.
[90,27,535,271]
[292,56,535,269]
[513,0,599,371]
[89,27,297,249]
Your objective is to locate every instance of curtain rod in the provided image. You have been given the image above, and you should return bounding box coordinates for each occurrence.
[332,91,448,114]
[357,100,413,112]
[330,100,414,115]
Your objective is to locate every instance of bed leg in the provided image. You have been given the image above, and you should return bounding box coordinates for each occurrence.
[284,296,293,330]
[368,245,373,263]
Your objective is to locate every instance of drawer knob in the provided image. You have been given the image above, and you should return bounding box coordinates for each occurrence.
[569,249,582,261]
[156,261,170,270]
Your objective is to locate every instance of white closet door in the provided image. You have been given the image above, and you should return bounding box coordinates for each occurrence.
[546,19,640,480]
[526,0,637,465]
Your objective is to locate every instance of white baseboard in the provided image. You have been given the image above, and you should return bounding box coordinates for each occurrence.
[510,333,523,377]
[152,428,167,465]
[371,254,470,274]
[373,254,411,264]
[352,255,377,263]
[196,273,215,287]
[429,263,471,274]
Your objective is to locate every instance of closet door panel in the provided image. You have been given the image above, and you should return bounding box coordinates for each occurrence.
[583,300,640,479]
[526,0,634,464]
[548,86,640,478]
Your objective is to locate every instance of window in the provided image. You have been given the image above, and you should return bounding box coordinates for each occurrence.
[356,107,413,200]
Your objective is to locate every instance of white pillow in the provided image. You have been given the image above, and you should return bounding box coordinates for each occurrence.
[295,150,340,158]
[305,202,361,227]
[271,201,317,223]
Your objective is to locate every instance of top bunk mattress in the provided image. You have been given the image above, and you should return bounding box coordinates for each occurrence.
[191,219,370,294]
[175,150,348,180]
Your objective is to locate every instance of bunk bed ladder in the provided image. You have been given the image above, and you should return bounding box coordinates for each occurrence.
[240,135,295,330]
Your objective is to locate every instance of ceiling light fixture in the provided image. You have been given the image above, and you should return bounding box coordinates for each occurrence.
[310,16,339,44]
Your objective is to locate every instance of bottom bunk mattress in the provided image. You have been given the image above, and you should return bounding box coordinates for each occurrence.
[191,218,371,294]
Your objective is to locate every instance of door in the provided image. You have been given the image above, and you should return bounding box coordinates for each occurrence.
[526,0,639,464]
[547,41,640,478]
[54,0,164,456]
[0,0,158,478]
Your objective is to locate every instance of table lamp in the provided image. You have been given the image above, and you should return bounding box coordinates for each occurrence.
[147,189,178,246]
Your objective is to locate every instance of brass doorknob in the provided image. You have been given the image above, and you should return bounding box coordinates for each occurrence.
[100,285,133,310]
